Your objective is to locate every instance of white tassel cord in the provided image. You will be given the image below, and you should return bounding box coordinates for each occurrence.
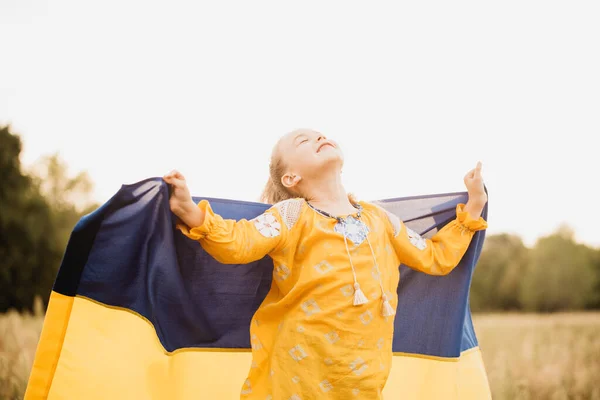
[342,223,368,306]
[353,283,369,306]
[381,294,395,317]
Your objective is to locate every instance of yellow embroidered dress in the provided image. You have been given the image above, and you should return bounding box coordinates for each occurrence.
[178,198,487,399]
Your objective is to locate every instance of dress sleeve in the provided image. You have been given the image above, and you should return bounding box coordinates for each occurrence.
[382,204,488,276]
[176,200,289,264]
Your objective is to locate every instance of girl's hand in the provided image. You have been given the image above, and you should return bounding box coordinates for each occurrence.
[463,162,487,219]
[163,170,204,227]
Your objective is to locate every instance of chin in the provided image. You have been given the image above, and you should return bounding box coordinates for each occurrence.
[318,151,344,170]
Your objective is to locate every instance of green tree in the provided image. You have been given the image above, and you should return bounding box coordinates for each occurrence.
[29,153,97,254]
[583,246,600,309]
[519,225,597,312]
[0,125,59,311]
[471,234,529,311]
[0,125,97,312]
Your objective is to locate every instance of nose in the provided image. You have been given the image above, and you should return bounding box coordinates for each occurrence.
[317,135,325,142]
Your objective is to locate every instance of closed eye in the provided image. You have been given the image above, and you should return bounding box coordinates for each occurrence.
[293,134,310,146]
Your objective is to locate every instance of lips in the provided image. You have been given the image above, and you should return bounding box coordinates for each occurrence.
[317,142,335,153]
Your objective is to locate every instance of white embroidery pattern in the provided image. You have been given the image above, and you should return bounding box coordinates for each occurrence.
[333,216,369,245]
[370,265,380,281]
[300,299,321,316]
[253,213,281,238]
[325,331,340,344]
[359,310,373,325]
[349,357,368,376]
[274,198,303,230]
[241,379,252,395]
[406,227,428,250]
[314,261,333,274]
[340,284,354,297]
[319,380,333,393]
[289,345,308,362]
[274,264,290,281]
[251,334,262,350]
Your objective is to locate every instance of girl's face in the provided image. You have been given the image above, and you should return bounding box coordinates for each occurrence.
[277,129,344,186]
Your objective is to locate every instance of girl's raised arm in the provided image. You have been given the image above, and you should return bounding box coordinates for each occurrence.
[379,161,488,275]
[164,169,291,264]
[381,203,487,276]
[176,200,290,264]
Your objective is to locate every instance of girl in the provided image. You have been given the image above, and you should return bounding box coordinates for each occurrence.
[163,129,488,399]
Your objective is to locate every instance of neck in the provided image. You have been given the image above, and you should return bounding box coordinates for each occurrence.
[302,170,356,214]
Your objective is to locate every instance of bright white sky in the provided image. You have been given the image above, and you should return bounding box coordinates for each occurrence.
[1,1,599,247]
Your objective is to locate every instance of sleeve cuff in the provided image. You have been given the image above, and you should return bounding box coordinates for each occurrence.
[176,200,215,240]
[455,203,488,232]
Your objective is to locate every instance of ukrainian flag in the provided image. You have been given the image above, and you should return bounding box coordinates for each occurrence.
[25,178,491,399]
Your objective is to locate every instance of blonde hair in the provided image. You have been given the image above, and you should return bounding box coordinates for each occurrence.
[260,144,295,204]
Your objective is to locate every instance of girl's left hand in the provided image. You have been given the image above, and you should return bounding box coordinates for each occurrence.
[464,162,487,206]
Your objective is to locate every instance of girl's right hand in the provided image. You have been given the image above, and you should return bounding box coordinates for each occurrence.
[163,170,200,224]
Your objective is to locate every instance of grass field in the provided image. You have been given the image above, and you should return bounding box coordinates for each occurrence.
[473,312,600,400]
[1,311,599,399]
[0,309,43,400]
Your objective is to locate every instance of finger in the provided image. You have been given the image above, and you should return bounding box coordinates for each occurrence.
[163,169,182,179]
[464,168,475,180]
[163,175,175,183]
[163,176,185,188]
[171,178,186,188]
[475,162,484,180]
[171,170,185,180]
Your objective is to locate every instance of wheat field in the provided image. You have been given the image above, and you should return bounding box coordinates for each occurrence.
[473,313,600,400]
[1,311,599,399]
[0,310,44,400]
